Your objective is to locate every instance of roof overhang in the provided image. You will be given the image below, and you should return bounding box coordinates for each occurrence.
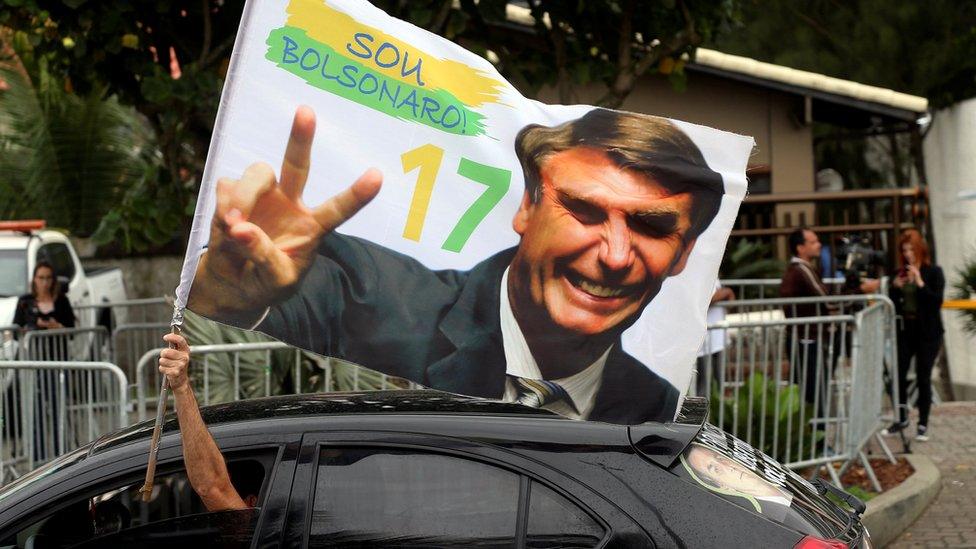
[499,3,927,127]
[689,49,927,126]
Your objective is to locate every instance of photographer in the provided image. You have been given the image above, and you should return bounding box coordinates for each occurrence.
[13,261,75,332]
[780,228,879,420]
[884,229,944,441]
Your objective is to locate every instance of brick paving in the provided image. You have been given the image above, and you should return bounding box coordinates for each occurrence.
[887,402,976,548]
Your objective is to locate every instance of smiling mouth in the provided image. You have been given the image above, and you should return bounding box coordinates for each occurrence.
[566,272,633,299]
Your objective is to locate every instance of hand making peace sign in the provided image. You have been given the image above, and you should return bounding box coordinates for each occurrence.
[187,106,383,326]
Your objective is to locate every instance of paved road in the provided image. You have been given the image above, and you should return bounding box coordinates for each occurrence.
[888,402,976,548]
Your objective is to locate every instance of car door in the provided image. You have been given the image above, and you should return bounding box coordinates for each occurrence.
[0,430,301,549]
[283,428,653,548]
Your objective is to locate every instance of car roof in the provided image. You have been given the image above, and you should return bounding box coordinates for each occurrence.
[90,390,565,455]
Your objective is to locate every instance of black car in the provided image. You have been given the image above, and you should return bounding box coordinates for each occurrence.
[0,391,869,548]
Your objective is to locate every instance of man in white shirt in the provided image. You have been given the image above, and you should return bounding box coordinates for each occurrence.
[694,282,734,397]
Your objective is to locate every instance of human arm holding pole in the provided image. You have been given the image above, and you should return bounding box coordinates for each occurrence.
[158,333,249,512]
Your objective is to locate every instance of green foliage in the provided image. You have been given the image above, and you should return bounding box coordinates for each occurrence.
[2,0,741,248]
[721,239,785,279]
[2,2,242,249]
[710,0,976,108]
[843,485,875,502]
[180,309,394,403]
[710,372,823,464]
[0,62,159,236]
[952,254,976,336]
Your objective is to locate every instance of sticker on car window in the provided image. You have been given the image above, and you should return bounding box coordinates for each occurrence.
[680,442,793,521]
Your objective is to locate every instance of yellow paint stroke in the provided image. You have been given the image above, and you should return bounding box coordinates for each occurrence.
[286,0,507,107]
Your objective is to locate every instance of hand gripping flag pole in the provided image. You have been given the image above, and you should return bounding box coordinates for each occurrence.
[139,307,183,502]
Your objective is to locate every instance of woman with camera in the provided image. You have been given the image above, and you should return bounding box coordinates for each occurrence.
[885,229,944,441]
[13,261,76,331]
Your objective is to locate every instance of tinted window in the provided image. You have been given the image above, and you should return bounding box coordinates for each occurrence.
[37,243,75,281]
[68,509,259,549]
[527,481,604,548]
[310,448,518,547]
[0,249,28,297]
[1,455,268,548]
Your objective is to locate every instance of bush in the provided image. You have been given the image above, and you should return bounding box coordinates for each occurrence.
[952,255,976,336]
[709,372,823,464]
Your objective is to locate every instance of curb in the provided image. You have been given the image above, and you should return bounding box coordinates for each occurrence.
[861,454,942,548]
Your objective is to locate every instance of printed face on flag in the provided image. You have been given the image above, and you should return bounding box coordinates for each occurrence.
[177,0,754,425]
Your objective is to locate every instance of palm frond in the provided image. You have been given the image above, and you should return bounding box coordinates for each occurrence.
[0,64,158,234]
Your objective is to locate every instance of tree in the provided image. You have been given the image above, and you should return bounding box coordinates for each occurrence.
[2,0,739,250]
[374,0,740,107]
[0,49,160,241]
[709,0,976,109]
[2,1,245,249]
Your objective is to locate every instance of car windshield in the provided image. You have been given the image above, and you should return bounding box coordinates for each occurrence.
[0,249,28,297]
[0,446,88,503]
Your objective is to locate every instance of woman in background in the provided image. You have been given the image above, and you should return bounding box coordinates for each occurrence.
[14,261,75,331]
[886,229,944,441]
[12,261,75,461]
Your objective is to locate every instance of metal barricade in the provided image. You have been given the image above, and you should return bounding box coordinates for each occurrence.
[18,326,111,363]
[75,297,171,329]
[0,361,127,484]
[112,323,170,391]
[719,277,845,301]
[695,296,894,489]
[136,343,420,421]
[0,326,19,361]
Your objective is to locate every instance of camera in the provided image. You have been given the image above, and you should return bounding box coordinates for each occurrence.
[836,234,885,291]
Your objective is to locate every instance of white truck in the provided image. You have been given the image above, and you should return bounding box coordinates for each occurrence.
[0,221,128,337]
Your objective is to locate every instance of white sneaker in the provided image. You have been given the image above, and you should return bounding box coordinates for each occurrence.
[915,425,930,442]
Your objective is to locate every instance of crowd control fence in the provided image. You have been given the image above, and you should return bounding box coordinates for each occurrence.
[718,277,846,301]
[135,342,420,421]
[18,326,111,364]
[693,294,898,490]
[111,322,170,398]
[74,297,172,329]
[0,361,127,484]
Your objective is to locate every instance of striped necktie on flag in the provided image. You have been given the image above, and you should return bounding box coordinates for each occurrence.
[508,375,579,415]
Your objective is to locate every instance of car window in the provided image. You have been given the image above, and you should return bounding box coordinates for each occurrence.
[0,249,28,297]
[36,244,75,282]
[309,447,519,548]
[527,481,605,548]
[1,454,269,549]
[66,509,260,549]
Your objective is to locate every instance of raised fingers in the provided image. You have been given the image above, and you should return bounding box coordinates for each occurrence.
[279,106,316,201]
[311,168,383,232]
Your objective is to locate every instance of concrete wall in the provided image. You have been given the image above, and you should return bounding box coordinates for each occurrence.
[923,99,976,399]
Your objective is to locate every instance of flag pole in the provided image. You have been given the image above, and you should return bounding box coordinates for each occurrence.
[139,309,183,502]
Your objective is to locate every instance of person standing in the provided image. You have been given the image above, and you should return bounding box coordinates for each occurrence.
[885,229,944,441]
[13,261,75,331]
[695,282,734,397]
[780,228,838,415]
[12,261,75,461]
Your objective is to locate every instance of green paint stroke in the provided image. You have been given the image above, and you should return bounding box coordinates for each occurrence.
[442,157,511,252]
[266,27,486,136]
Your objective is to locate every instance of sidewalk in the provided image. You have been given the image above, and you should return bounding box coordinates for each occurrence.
[888,402,976,548]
